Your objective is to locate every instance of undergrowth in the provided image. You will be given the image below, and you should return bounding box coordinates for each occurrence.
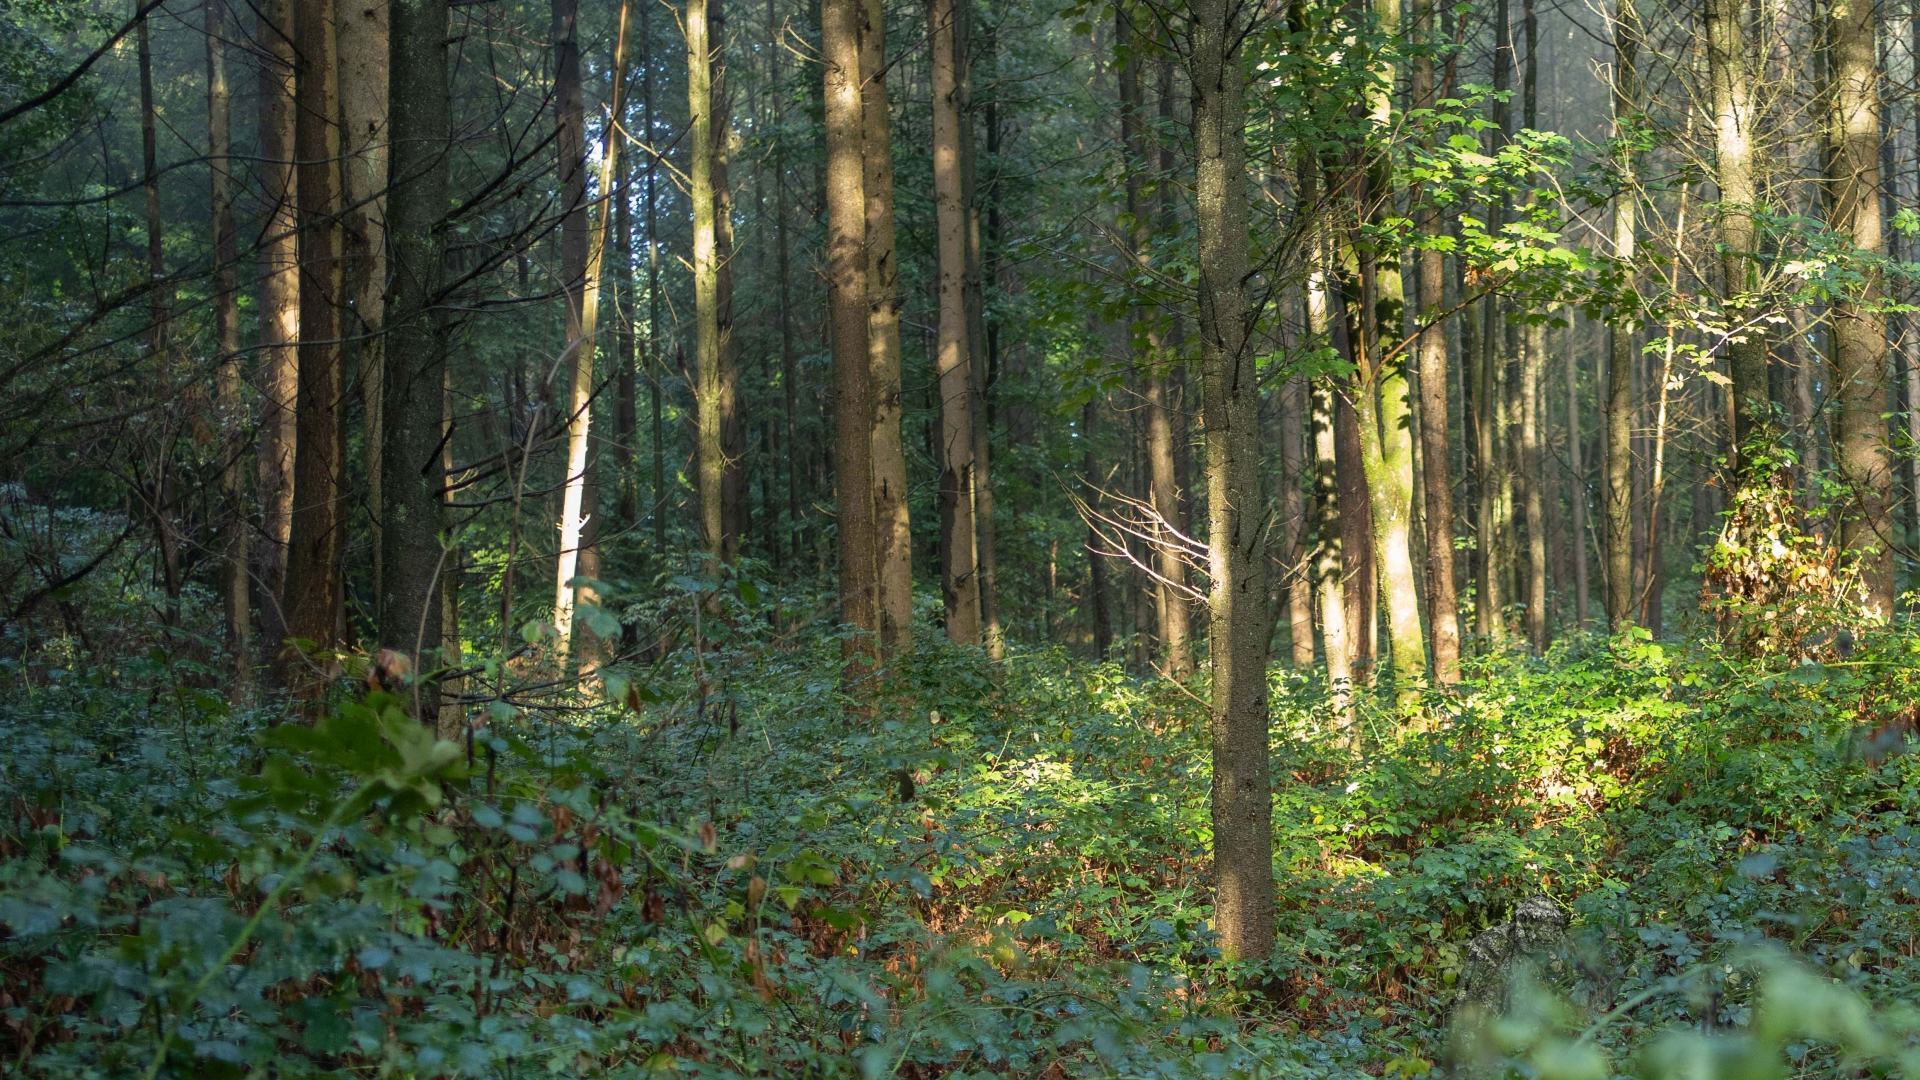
[6,590,1920,1076]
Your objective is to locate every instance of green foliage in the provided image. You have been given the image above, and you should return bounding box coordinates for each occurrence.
[11,611,1920,1075]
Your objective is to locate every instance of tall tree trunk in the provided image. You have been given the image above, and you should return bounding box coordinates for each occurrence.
[1083,399,1113,658]
[1519,0,1548,650]
[1119,10,1192,678]
[1410,0,1459,680]
[280,0,347,698]
[550,0,590,654]
[615,130,638,527]
[207,0,251,698]
[1604,0,1639,631]
[554,0,631,664]
[379,0,450,716]
[1281,373,1315,667]
[861,0,914,652]
[643,3,667,555]
[690,0,737,565]
[1826,0,1894,614]
[1707,0,1768,473]
[339,0,388,603]
[1567,324,1590,627]
[772,0,801,565]
[968,38,1004,659]
[931,0,981,643]
[1191,0,1274,962]
[136,3,181,628]
[255,0,299,664]
[1311,377,1354,717]
[824,0,880,685]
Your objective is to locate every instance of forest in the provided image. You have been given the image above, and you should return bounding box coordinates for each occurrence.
[6,0,1920,1073]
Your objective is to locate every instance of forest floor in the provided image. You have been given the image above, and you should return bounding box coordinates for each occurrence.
[8,591,1920,1076]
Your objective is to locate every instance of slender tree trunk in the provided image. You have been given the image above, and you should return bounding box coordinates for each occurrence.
[772,0,801,564]
[690,0,738,565]
[1566,325,1589,627]
[861,0,914,651]
[1312,377,1354,716]
[1119,10,1192,678]
[256,0,299,664]
[1191,0,1274,962]
[643,4,667,555]
[339,0,388,603]
[1281,373,1315,667]
[1411,0,1459,680]
[1826,0,1894,614]
[1604,0,1639,631]
[1707,0,1768,473]
[550,0,590,654]
[615,134,638,527]
[1083,399,1113,658]
[207,0,251,698]
[379,0,450,717]
[280,0,347,698]
[931,0,981,643]
[1521,320,1548,649]
[968,45,1004,659]
[554,1,630,665]
[136,3,182,629]
[824,0,880,685]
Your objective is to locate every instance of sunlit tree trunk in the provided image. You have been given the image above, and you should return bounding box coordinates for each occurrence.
[1825,0,1894,614]
[1191,0,1274,962]
[255,0,299,664]
[1281,372,1315,669]
[550,0,590,654]
[554,1,631,665]
[932,0,981,643]
[379,0,451,717]
[824,0,880,686]
[861,0,914,652]
[280,0,347,698]
[1519,0,1548,650]
[1604,0,1639,631]
[339,0,388,601]
[206,0,250,699]
[1707,0,1768,471]
[1411,0,1459,680]
[690,0,738,565]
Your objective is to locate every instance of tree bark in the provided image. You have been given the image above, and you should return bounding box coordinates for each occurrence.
[861,0,914,652]
[824,0,880,686]
[207,0,251,698]
[1191,0,1274,961]
[339,0,388,603]
[690,0,738,565]
[380,0,450,715]
[1411,0,1459,680]
[1826,0,1894,614]
[932,0,981,644]
[280,0,347,699]
[1706,0,1769,473]
[255,0,299,665]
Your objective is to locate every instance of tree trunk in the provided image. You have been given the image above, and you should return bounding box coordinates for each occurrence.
[1119,10,1192,678]
[1411,0,1459,680]
[339,0,388,603]
[690,0,737,565]
[1826,0,1894,614]
[1191,0,1274,962]
[1567,324,1589,627]
[1521,320,1548,650]
[968,33,1004,659]
[824,0,880,685]
[207,0,251,699]
[554,0,631,665]
[1083,399,1113,659]
[1706,0,1768,473]
[615,128,638,527]
[136,3,181,630]
[550,0,590,655]
[280,0,347,699]
[255,0,299,665]
[1281,374,1315,667]
[861,0,914,652]
[379,0,450,717]
[931,0,981,644]
[643,2,667,555]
